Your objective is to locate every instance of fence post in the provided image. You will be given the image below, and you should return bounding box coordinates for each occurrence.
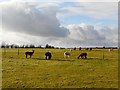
[18,48,19,55]
[4,47,6,57]
[103,46,105,60]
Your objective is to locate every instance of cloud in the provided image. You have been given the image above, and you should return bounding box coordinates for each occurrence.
[66,23,118,47]
[97,26,118,43]
[59,2,117,19]
[1,1,70,37]
[67,23,105,41]
[1,31,49,46]
[1,0,118,2]
[1,22,118,47]
[0,1,118,47]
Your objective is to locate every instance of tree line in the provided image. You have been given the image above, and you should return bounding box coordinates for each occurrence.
[0,43,60,49]
[0,43,118,49]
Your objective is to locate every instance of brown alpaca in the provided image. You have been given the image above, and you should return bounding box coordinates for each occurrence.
[77,53,87,59]
[45,52,52,60]
[25,50,34,58]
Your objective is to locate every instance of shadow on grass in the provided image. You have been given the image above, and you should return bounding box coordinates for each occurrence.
[19,57,106,61]
[85,57,109,60]
[32,57,102,61]
[56,59,76,62]
[31,58,46,60]
[77,57,103,60]
[31,58,76,62]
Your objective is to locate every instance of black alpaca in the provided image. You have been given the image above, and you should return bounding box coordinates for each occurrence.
[86,48,89,50]
[77,53,87,59]
[45,52,52,60]
[90,48,92,51]
[25,50,34,58]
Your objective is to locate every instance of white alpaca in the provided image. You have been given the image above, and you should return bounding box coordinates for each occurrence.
[64,49,72,58]
[109,48,113,52]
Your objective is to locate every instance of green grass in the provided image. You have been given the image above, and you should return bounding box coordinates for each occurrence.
[1,48,118,88]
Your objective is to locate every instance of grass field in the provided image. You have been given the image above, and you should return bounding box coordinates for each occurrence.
[1,48,119,88]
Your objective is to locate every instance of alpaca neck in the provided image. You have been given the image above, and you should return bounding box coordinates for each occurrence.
[32,50,34,53]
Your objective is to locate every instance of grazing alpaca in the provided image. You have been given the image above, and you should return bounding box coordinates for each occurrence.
[79,47,82,50]
[25,50,34,58]
[77,53,87,59]
[64,49,72,58]
[45,51,52,60]
[74,47,76,50]
[90,48,92,51]
[109,48,113,52]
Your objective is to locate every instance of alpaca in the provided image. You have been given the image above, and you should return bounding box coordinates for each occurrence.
[79,47,82,50]
[64,49,72,58]
[45,51,52,60]
[74,47,76,50]
[77,53,87,59]
[90,48,92,51]
[25,50,34,58]
[109,48,113,52]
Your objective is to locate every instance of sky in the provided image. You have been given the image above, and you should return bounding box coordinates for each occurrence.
[0,0,118,48]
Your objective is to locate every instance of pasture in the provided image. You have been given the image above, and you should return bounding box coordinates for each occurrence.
[1,48,118,88]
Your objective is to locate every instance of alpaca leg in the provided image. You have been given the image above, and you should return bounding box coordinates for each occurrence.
[26,54,27,58]
[81,56,84,59]
[46,55,47,60]
[68,55,70,58]
[49,55,51,60]
[64,54,66,58]
[83,56,85,59]
[83,56,86,59]
[48,56,50,60]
